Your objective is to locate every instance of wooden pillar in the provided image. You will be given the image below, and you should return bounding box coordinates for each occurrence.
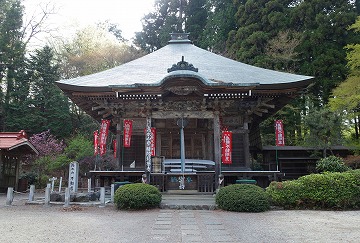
[213,111,221,189]
[201,134,206,159]
[243,121,251,169]
[207,130,213,161]
[156,133,161,156]
[116,122,122,170]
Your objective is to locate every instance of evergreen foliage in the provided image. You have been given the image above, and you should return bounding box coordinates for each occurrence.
[303,107,343,156]
[216,184,270,212]
[266,170,360,209]
[114,183,162,210]
[316,156,350,173]
[329,17,360,143]
[0,0,26,131]
[199,0,237,53]
[52,134,94,174]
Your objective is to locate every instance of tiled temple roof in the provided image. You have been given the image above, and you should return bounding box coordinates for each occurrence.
[56,33,313,92]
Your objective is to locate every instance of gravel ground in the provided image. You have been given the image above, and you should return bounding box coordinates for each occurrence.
[0,193,359,243]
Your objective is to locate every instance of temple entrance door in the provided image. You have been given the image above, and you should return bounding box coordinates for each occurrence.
[160,132,208,160]
[158,118,211,160]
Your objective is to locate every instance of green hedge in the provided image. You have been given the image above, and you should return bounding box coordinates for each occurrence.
[316,155,350,173]
[114,183,162,210]
[216,184,270,212]
[266,170,360,209]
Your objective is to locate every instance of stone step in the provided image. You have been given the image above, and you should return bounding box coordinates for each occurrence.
[160,194,217,210]
[165,190,199,195]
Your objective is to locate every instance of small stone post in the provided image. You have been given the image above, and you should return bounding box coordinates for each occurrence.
[99,187,105,207]
[64,187,70,208]
[44,184,51,206]
[110,184,115,203]
[87,178,92,192]
[58,177,63,193]
[50,177,57,192]
[6,187,14,206]
[28,185,35,202]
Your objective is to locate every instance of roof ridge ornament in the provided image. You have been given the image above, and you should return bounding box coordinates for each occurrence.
[168,33,192,44]
[167,56,198,73]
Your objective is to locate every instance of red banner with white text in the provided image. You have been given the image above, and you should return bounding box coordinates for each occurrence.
[123,119,133,147]
[275,120,285,146]
[221,131,232,164]
[94,130,99,155]
[99,120,110,155]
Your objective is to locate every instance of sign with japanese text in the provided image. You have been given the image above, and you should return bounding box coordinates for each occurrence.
[144,127,156,156]
[221,131,232,164]
[99,119,110,155]
[68,161,79,193]
[123,119,133,147]
[275,120,285,146]
[145,118,152,172]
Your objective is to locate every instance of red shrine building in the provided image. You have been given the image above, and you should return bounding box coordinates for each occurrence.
[56,33,313,191]
[0,130,38,192]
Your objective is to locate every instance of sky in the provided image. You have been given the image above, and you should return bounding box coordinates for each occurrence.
[22,0,156,46]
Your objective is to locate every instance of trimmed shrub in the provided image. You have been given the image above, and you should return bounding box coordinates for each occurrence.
[114,183,162,210]
[265,180,304,208]
[266,170,360,209]
[316,156,350,173]
[216,184,270,212]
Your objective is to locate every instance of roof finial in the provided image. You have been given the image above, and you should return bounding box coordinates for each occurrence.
[178,0,184,32]
[168,33,192,44]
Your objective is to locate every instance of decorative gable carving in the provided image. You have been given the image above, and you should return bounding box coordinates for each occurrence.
[167,56,198,73]
[166,86,198,95]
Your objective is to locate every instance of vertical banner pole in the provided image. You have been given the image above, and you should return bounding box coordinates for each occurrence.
[213,112,221,190]
[276,147,279,171]
[275,120,285,171]
[180,122,185,174]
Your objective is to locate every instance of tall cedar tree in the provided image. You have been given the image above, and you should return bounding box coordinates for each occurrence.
[134,0,208,52]
[199,0,238,53]
[228,0,357,145]
[0,0,26,131]
[290,0,357,104]
[26,46,72,138]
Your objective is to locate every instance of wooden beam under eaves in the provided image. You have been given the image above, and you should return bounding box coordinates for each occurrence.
[98,110,109,115]
[102,112,113,119]
[254,111,263,116]
[260,103,275,109]
[92,106,104,111]
[255,108,269,114]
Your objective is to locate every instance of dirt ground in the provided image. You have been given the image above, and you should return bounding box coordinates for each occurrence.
[0,193,359,243]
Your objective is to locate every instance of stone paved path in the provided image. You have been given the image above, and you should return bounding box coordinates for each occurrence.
[150,210,238,242]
